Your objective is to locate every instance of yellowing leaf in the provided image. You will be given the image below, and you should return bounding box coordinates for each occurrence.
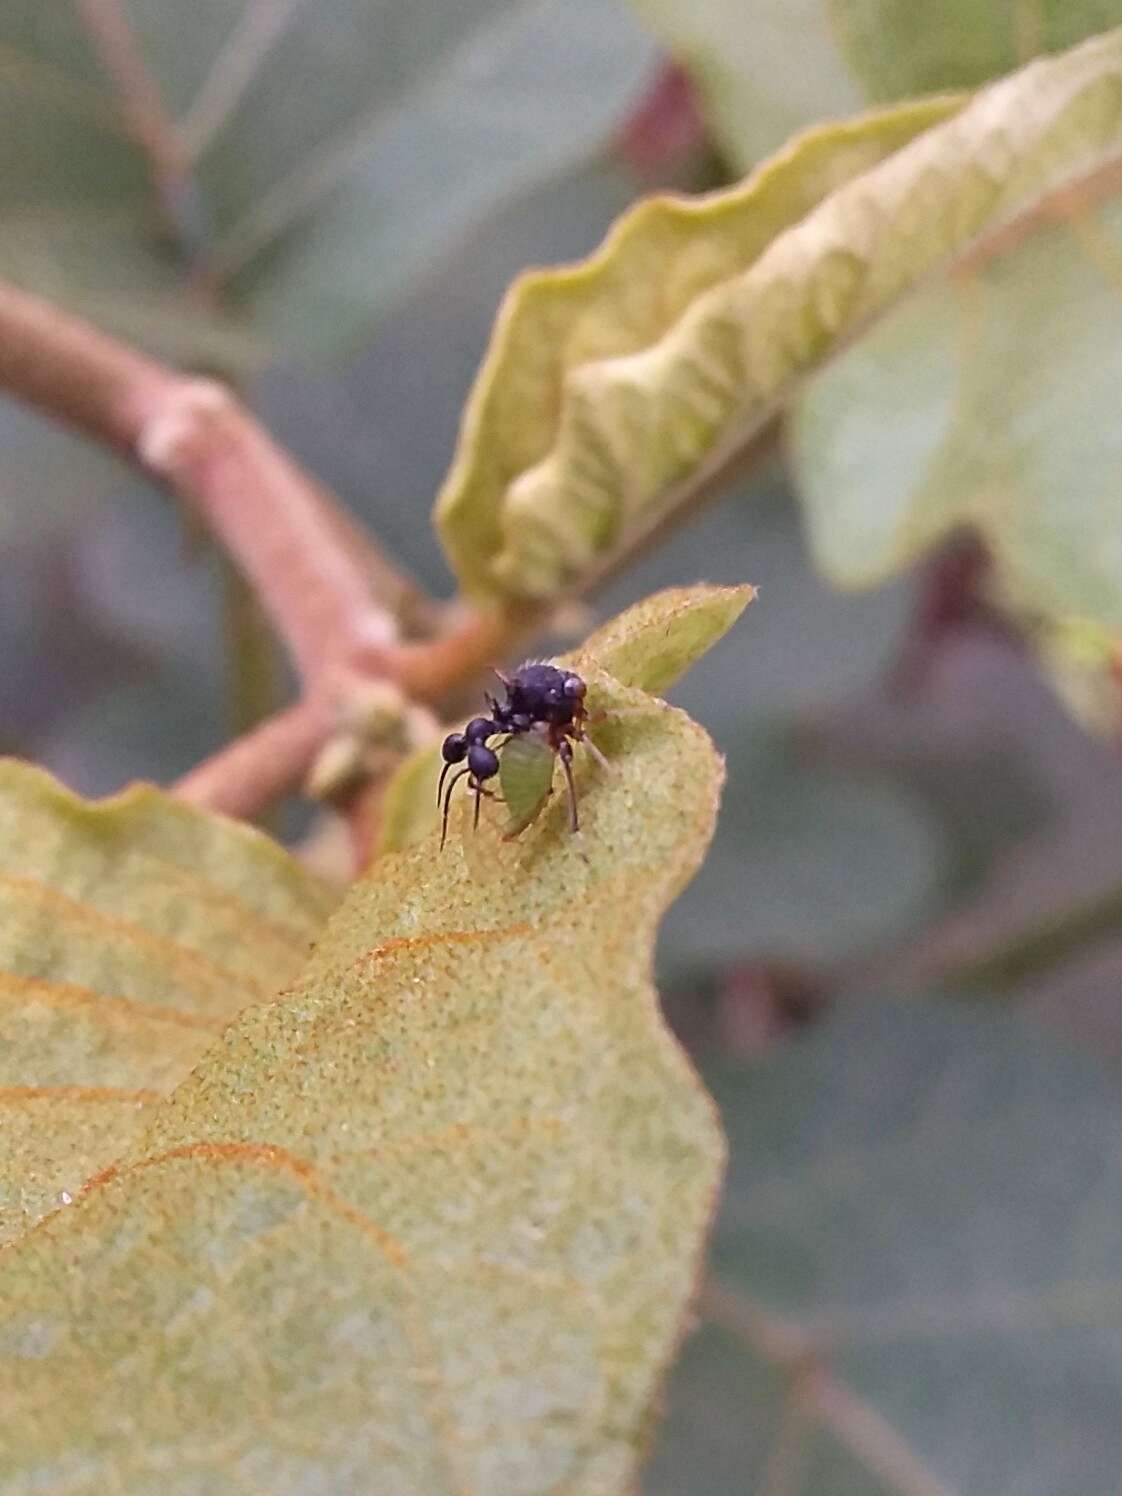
[436,95,961,601]
[0,669,725,1494]
[438,29,1122,609]
[0,760,334,1244]
[379,582,753,853]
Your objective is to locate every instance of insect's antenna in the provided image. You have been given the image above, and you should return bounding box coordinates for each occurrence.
[558,742,579,834]
[440,768,470,850]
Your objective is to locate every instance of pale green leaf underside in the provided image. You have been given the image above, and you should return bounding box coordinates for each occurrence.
[436,94,962,601]
[0,760,334,1245]
[438,29,1122,608]
[791,177,1122,732]
[0,672,725,1495]
[378,582,753,853]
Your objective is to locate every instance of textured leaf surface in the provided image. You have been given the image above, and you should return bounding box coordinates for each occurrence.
[0,670,725,1494]
[649,1000,1122,1494]
[0,0,654,363]
[631,0,1122,165]
[436,95,959,601]
[438,29,1122,609]
[0,760,334,1245]
[379,582,753,852]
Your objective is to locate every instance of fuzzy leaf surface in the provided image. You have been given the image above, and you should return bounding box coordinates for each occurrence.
[0,672,725,1494]
[379,582,753,853]
[0,760,334,1246]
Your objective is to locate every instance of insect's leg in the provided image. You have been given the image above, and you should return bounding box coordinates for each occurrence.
[436,759,454,807]
[473,779,483,831]
[440,767,470,850]
[558,739,579,834]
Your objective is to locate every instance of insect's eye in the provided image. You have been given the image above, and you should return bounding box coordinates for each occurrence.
[468,743,500,780]
[562,674,587,700]
[441,732,468,764]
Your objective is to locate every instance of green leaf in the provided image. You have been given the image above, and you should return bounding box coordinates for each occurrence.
[0,759,334,1246]
[630,0,1122,167]
[0,0,655,363]
[438,29,1122,636]
[649,999,1122,1494]
[436,93,960,602]
[573,581,755,696]
[0,669,725,1493]
[379,582,753,853]
[499,733,556,837]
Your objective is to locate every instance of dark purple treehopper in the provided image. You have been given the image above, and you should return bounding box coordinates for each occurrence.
[436,662,607,848]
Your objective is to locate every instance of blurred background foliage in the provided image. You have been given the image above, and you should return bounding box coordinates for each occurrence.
[6,2,1122,1491]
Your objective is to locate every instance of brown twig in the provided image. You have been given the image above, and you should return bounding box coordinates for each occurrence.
[700,1276,957,1496]
[173,696,333,819]
[0,277,531,823]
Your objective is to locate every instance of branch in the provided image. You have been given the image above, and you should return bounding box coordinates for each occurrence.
[174,697,332,818]
[0,280,426,683]
[700,1276,956,1496]
[0,277,533,826]
[73,0,207,266]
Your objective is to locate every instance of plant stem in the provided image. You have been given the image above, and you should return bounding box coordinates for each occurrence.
[701,1276,956,1496]
[173,696,333,818]
[0,277,531,825]
[73,0,208,268]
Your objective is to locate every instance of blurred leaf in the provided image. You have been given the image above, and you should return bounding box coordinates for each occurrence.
[380,581,753,852]
[649,999,1122,1494]
[436,93,959,601]
[791,178,1122,733]
[629,0,866,167]
[0,759,333,1245]
[661,725,946,973]
[831,0,1122,103]
[0,399,132,546]
[630,0,1122,166]
[0,668,724,1493]
[0,0,655,364]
